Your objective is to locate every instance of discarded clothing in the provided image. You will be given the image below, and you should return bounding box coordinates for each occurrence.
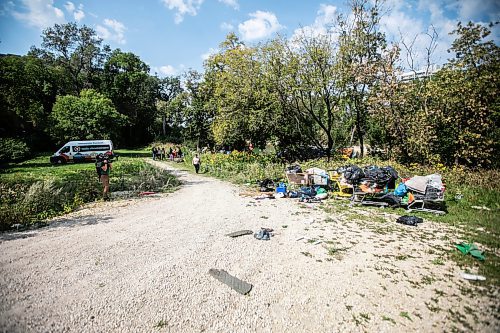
[396,215,423,226]
[404,176,428,193]
[455,242,485,261]
[394,183,408,197]
[254,228,272,240]
[208,269,253,295]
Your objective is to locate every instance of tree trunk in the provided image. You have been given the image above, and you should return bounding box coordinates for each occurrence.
[162,115,166,136]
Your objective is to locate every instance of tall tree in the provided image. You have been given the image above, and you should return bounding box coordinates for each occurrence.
[32,23,110,94]
[337,0,387,157]
[102,49,158,146]
[156,76,182,136]
[182,69,215,149]
[430,22,499,167]
[204,33,275,149]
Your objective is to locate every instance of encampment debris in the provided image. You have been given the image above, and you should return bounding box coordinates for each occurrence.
[225,230,253,238]
[471,205,491,211]
[456,242,485,261]
[396,215,423,227]
[461,272,486,281]
[208,269,253,295]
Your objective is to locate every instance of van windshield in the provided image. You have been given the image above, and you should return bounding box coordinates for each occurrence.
[60,146,70,154]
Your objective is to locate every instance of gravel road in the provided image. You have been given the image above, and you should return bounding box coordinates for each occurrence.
[1,161,498,332]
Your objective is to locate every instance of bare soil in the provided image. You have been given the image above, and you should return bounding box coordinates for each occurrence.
[0,160,498,332]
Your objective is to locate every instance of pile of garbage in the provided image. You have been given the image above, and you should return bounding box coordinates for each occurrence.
[263,163,448,213]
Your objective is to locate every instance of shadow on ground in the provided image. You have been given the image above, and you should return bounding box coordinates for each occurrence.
[0,215,114,243]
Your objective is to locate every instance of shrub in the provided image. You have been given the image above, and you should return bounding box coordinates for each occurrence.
[0,137,31,163]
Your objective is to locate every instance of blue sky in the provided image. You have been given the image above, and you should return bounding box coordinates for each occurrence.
[0,0,498,76]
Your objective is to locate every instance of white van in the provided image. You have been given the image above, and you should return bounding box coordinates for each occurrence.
[50,140,114,164]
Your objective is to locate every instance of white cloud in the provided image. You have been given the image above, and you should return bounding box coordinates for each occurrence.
[220,22,234,30]
[161,0,204,24]
[96,18,126,44]
[238,11,284,41]
[64,1,75,12]
[159,65,177,75]
[152,64,186,77]
[218,0,238,10]
[11,0,65,30]
[201,47,217,60]
[456,0,499,22]
[292,4,337,39]
[64,1,85,22]
[73,9,84,21]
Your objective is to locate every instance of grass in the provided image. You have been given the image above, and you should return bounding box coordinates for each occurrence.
[399,311,412,321]
[0,150,180,230]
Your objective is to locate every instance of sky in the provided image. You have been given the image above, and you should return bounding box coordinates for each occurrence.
[0,0,498,76]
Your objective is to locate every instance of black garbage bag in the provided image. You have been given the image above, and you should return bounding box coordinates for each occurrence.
[344,165,365,184]
[259,178,275,192]
[286,165,302,173]
[396,215,423,226]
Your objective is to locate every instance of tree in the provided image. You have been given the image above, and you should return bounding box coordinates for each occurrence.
[32,23,110,94]
[337,0,388,157]
[156,76,182,137]
[49,89,127,144]
[263,29,351,160]
[102,49,158,146]
[0,54,58,150]
[182,69,215,148]
[204,34,275,149]
[430,22,500,167]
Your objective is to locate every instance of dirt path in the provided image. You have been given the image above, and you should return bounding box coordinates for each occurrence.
[0,161,498,332]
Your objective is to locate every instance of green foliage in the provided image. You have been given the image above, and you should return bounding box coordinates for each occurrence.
[0,137,31,163]
[102,49,158,146]
[49,89,127,144]
[0,152,179,231]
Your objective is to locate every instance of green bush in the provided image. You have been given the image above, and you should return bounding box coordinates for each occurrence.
[0,156,180,231]
[0,137,31,163]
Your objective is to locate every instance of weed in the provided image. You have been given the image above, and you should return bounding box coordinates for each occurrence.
[282,225,288,228]
[432,258,445,265]
[396,255,409,261]
[382,316,396,324]
[345,305,353,311]
[301,251,312,258]
[360,313,371,321]
[154,319,167,329]
[425,302,442,313]
[422,275,435,285]
[400,311,412,321]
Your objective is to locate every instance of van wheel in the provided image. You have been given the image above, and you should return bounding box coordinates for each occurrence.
[56,157,66,165]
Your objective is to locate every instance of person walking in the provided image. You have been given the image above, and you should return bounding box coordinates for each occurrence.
[192,154,201,174]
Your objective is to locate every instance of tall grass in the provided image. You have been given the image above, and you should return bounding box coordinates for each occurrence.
[0,153,180,231]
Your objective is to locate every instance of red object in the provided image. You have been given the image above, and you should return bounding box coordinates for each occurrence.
[139,191,156,195]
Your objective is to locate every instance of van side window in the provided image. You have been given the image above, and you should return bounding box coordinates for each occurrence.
[60,146,70,153]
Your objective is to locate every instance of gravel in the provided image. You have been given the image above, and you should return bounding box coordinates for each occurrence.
[0,160,498,332]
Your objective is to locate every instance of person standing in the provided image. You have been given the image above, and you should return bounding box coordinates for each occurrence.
[192,154,201,174]
[100,156,112,200]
